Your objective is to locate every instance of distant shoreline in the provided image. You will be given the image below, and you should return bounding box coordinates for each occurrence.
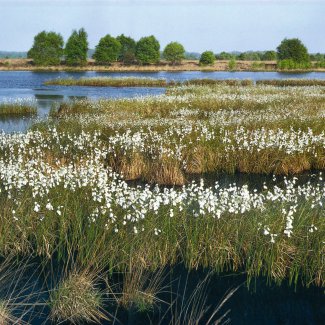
[1,58,325,73]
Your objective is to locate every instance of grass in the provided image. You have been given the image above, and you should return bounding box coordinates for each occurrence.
[45,77,168,87]
[44,77,255,88]
[0,80,324,321]
[256,79,325,87]
[0,101,37,118]
[41,83,325,183]
[49,270,106,324]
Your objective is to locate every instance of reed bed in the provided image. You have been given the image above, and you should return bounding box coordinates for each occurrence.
[45,77,325,89]
[0,100,37,117]
[44,77,255,88]
[182,78,253,86]
[45,77,168,87]
[256,79,325,87]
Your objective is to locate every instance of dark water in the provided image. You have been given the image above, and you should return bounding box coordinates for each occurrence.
[1,70,325,132]
[18,264,325,325]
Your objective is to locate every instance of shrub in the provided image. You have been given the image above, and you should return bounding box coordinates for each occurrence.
[93,35,121,65]
[135,36,160,64]
[277,59,311,70]
[65,28,88,66]
[228,58,237,71]
[199,51,215,65]
[27,31,64,66]
[116,34,136,65]
[163,42,185,65]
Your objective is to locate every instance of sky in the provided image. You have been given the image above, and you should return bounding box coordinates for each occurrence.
[1,0,324,53]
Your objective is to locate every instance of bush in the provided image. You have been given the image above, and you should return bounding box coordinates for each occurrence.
[27,31,64,66]
[65,28,88,66]
[278,59,311,70]
[228,58,237,71]
[135,36,160,64]
[163,42,185,65]
[116,34,136,65]
[199,51,215,65]
[277,38,310,64]
[93,35,121,65]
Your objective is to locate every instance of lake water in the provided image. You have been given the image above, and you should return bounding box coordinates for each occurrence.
[1,70,325,132]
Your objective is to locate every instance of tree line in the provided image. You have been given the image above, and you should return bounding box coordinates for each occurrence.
[27,29,323,69]
[27,29,187,66]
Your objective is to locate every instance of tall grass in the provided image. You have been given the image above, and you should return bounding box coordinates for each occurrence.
[45,77,255,88]
[0,101,37,118]
[256,79,325,87]
[45,77,168,87]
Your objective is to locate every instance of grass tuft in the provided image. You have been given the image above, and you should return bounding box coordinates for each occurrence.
[49,270,106,324]
[0,101,37,118]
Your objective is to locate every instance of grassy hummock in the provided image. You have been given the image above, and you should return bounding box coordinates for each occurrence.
[0,101,37,118]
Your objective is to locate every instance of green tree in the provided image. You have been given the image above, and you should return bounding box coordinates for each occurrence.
[116,34,136,64]
[163,42,185,65]
[93,35,121,65]
[199,51,215,65]
[276,38,309,63]
[216,52,234,60]
[65,28,88,66]
[135,36,160,64]
[262,51,277,61]
[27,31,64,66]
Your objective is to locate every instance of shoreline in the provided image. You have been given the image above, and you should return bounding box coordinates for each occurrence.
[1,58,325,73]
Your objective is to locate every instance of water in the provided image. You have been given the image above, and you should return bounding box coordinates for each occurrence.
[1,70,325,132]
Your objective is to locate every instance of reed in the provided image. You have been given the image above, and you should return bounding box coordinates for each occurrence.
[0,101,37,117]
[256,79,325,87]
[45,76,168,87]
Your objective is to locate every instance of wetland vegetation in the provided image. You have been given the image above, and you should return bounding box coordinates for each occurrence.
[0,78,324,323]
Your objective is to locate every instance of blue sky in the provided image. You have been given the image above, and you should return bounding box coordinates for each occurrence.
[1,0,324,53]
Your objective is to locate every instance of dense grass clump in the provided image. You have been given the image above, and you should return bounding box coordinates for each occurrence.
[256,79,325,87]
[49,271,106,324]
[182,78,253,86]
[0,101,37,118]
[45,77,168,87]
